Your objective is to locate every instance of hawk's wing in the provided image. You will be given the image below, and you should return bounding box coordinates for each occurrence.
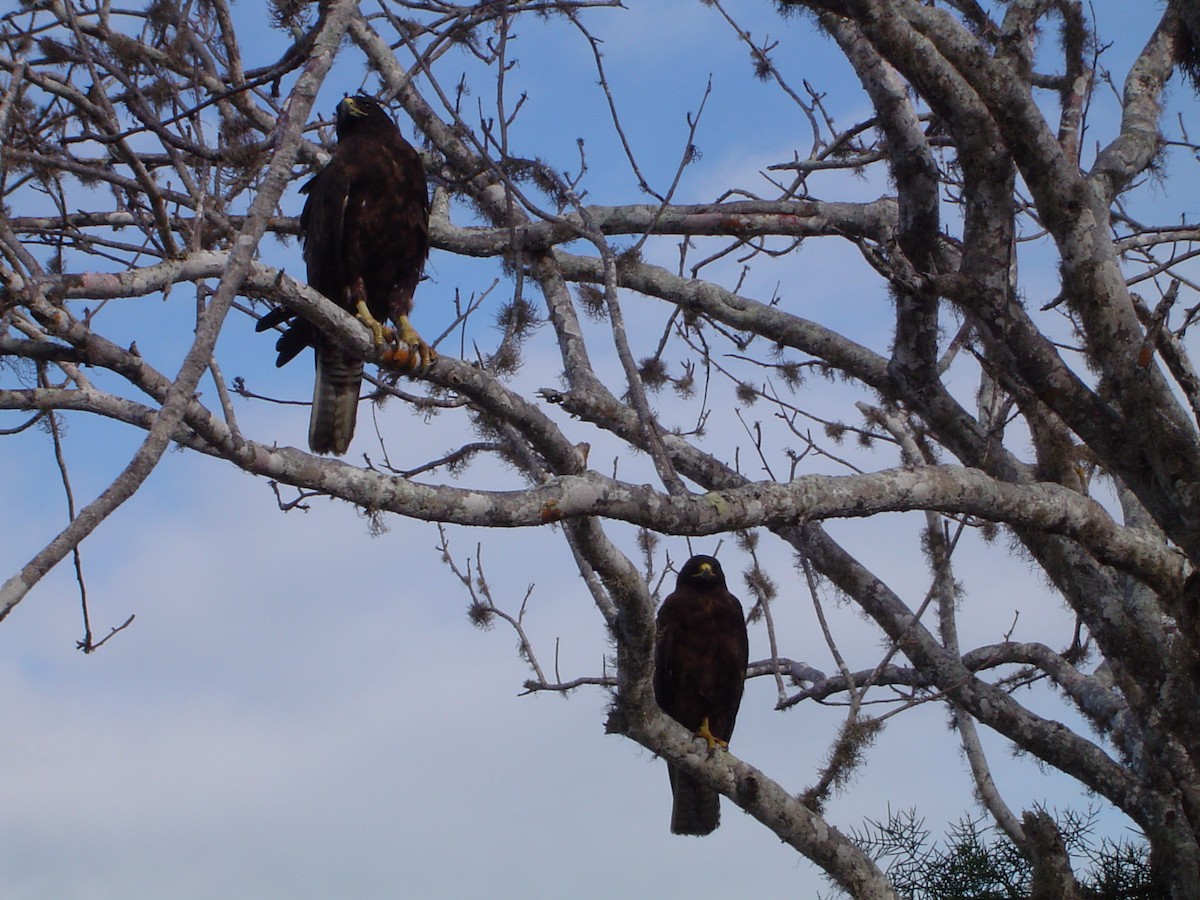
[299,163,351,308]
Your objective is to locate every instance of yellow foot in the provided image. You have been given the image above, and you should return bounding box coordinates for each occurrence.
[696,717,728,753]
[355,300,390,346]
[386,315,437,374]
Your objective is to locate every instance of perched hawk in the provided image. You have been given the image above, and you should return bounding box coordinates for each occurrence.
[258,94,431,455]
[653,554,749,836]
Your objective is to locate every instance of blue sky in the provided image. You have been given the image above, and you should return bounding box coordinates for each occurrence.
[0,2,1187,896]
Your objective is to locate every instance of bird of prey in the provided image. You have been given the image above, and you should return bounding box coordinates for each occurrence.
[653,554,749,836]
[257,94,431,455]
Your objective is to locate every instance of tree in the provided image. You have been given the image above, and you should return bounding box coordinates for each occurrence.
[3,1,1200,896]
[854,807,1160,899]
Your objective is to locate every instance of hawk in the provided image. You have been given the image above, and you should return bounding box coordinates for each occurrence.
[653,554,749,836]
[258,94,432,455]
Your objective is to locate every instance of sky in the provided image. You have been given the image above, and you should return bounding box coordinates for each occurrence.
[0,2,1187,897]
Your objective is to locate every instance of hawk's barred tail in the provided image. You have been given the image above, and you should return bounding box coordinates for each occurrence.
[667,766,720,836]
[310,344,363,455]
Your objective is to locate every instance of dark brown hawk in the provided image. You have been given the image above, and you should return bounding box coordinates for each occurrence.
[258,94,431,455]
[653,554,749,836]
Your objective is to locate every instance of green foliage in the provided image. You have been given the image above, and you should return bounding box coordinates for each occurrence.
[841,808,1158,900]
[267,0,314,32]
[638,356,669,392]
[575,283,606,321]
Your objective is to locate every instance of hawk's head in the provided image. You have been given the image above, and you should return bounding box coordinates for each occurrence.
[335,95,395,139]
[677,554,726,589]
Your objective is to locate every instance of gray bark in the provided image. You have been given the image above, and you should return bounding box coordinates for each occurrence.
[5,1,1200,895]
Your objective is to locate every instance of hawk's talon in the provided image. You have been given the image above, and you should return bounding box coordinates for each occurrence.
[696,717,727,753]
[354,299,391,346]
[390,314,437,374]
[352,303,435,374]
